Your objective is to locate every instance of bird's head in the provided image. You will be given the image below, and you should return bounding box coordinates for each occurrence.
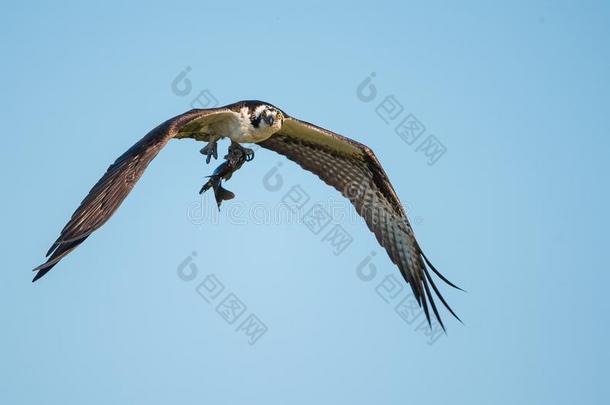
[251,104,285,131]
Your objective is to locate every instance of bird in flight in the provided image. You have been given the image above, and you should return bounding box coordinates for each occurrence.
[32,100,462,329]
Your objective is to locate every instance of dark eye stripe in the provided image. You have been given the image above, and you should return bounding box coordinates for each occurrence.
[250,114,262,128]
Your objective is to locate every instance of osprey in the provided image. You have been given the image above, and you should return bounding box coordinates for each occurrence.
[32,100,462,329]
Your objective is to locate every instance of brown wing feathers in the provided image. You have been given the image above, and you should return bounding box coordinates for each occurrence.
[32,110,217,281]
[259,118,461,329]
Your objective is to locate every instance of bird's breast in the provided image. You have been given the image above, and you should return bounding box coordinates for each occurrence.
[225,111,277,144]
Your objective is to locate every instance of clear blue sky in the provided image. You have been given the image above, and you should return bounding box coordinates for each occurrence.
[1,1,609,404]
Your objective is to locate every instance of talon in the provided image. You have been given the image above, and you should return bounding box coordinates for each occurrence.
[227,142,255,164]
[244,149,255,162]
[200,141,218,164]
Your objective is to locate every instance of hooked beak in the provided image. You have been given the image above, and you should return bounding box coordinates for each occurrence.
[264,114,275,126]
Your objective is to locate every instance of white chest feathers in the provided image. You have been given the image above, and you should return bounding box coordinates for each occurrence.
[225,106,279,144]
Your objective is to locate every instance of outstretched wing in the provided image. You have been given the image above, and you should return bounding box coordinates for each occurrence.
[32,108,234,281]
[259,117,462,329]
